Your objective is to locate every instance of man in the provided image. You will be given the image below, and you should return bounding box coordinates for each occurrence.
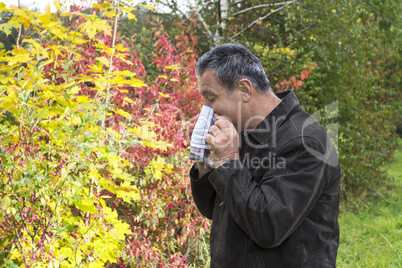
[189,44,341,267]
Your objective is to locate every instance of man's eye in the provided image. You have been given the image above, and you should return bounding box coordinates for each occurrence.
[207,97,215,102]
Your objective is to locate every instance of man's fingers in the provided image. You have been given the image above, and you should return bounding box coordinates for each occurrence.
[214,113,232,122]
[205,133,214,145]
[214,113,225,120]
[209,125,220,134]
[189,114,200,123]
[214,118,233,130]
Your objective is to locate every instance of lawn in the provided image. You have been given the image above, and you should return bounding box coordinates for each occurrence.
[337,138,402,267]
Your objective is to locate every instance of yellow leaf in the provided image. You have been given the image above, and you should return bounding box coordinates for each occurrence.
[158,75,168,79]
[80,19,112,39]
[99,178,117,194]
[170,78,179,82]
[96,56,110,67]
[0,3,8,12]
[104,10,116,17]
[89,167,101,181]
[127,13,137,20]
[116,70,135,77]
[53,0,61,11]
[70,86,80,94]
[76,95,89,103]
[141,140,172,151]
[70,115,81,125]
[159,92,170,98]
[9,248,22,260]
[24,39,43,52]
[127,77,146,88]
[0,97,16,109]
[50,27,69,40]
[108,168,136,181]
[140,5,156,10]
[106,127,122,140]
[92,3,105,11]
[165,163,174,174]
[113,222,132,239]
[107,154,120,169]
[106,77,126,87]
[123,97,134,104]
[59,247,74,261]
[116,88,128,93]
[10,8,31,30]
[132,124,156,140]
[0,76,15,85]
[114,108,131,119]
[165,65,180,70]
[6,53,31,66]
[116,181,140,202]
[73,199,97,214]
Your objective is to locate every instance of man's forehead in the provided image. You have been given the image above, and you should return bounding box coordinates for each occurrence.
[198,70,216,81]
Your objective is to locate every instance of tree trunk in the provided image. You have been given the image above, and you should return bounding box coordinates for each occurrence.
[214,0,229,44]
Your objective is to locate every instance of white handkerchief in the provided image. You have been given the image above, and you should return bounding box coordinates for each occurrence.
[189,106,216,163]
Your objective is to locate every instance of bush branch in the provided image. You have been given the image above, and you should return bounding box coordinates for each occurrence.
[232,1,296,16]
[229,1,295,41]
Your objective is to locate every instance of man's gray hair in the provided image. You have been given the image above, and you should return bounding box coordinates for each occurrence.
[196,43,271,93]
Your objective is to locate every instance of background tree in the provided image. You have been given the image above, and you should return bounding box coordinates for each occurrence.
[137,0,401,205]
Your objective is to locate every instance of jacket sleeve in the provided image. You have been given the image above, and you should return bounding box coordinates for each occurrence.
[208,136,337,248]
[189,163,216,220]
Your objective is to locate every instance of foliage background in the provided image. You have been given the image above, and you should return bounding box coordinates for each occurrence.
[0,0,400,267]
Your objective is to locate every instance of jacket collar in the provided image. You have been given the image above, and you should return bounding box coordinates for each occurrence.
[246,90,300,144]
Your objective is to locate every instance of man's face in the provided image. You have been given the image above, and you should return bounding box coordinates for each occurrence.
[198,70,243,130]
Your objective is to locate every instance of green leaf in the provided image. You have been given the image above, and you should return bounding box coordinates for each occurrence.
[1,196,11,209]
[4,260,19,268]
[73,199,97,214]
[0,21,21,35]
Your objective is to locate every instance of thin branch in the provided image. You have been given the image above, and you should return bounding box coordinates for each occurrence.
[157,0,215,43]
[12,221,28,267]
[233,1,296,16]
[191,6,214,42]
[156,0,187,20]
[108,0,120,74]
[270,23,317,49]
[16,0,21,49]
[229,1,295,41]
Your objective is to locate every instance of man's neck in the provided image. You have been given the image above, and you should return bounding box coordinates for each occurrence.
[243,91,281,131]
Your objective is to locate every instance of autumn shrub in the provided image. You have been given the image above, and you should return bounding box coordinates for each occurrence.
[0,1,212,267]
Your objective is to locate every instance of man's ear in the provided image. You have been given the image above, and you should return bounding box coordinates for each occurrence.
[238,79,253,103]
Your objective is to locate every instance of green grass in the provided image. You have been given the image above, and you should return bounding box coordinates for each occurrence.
[337,138,402,267]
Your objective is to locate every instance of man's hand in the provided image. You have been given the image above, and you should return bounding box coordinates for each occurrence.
[188,114,214,178]
[205,114,239,167]
[187,114,200,142]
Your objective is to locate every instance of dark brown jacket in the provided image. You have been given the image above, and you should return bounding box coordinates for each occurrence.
[190,90,341,267]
